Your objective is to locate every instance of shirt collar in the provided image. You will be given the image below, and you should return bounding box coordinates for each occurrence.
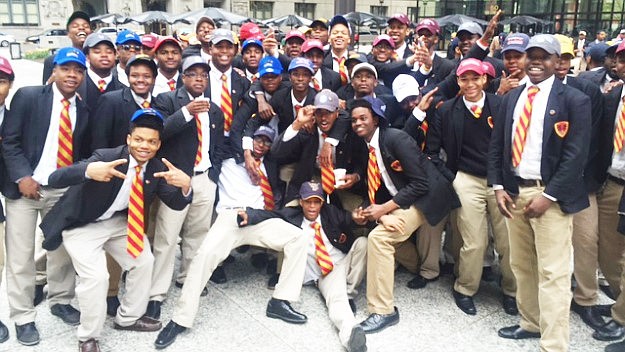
[88,69,112,86]
[368,127,381,150]
[209,62,232,77]
[52,82,77,105]
[462,91,485,110]
[291,90,306,106]
[130,90,151,106]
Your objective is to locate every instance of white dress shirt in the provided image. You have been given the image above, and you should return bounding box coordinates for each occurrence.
[208,62,232,108]
[152,71,179,97]
[302,216,345,283]
[180,92,212,173]
[608,88,625,179]
[130,90,151,108]
[368,127,398,196]
[116,63,128,87]
[216,157,265,213]
[97,156,145,221]
[87,70,112,90]
[462,91,485,112]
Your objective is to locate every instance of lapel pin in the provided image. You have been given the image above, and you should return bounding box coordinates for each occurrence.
[549,109,556,116]
[145,180,151,185]
[232,89,236,94]
[211,124,216,128]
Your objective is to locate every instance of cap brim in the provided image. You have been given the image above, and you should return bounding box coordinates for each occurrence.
[301,195,324,201]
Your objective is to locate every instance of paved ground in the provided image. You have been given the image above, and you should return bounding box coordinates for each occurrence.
[0,47,616,352]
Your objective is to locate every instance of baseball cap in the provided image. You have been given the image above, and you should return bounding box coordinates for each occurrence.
[288,57,314,75]
[301,39,324,53]
[130,108,164,122]
[129,108,164,132]
[242,38,263,52]
[620,29,625,35]
[457,22,484,37]
[314,89,339,112]
[239,22,264,41]
[525,34,561,56]
[299,181,324,201]
[211,28,235,45]
[415,19,441,35]
[125,54,158,77]
[66,11,90,28]
[0,55,15,81]
[554,34,574,58]
[285,30,306,43]
[388,13,410,26]
[482,61,496,78]
[298,26,312,35]
[116,29,141,45]
[142,33,159,49]
[501,33,530,54]
[351,96,386,120]
[82,33,114,52]
[181,56,209,73]
[392,74,419,103]
[345,52,368,66]
[615,41,625,55]
[329,15,351,34]
[54,47,87,68]
[456,58,485,76]
[195,17,216,33]
[253,125,276,142]
[351,62,378,79]
[607,42,620,56]
[153,36,181,52]
[373,34,395,48]
[589,42,610,60]
[258,56,283,77]
[579,30,587,36]
[310,18,329,29]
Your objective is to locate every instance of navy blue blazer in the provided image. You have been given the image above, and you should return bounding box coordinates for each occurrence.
[90,87,146,150]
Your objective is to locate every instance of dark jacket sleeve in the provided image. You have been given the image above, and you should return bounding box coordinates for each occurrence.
[244,206,302,228]
[2,87,35,182]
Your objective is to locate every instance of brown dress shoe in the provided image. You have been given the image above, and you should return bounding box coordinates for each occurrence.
[114,316,162,332]
[79,338,101,352]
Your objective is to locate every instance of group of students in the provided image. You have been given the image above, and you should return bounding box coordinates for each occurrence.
[0,7,623,352]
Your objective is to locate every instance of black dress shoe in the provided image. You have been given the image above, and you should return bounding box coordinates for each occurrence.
[15,322,40,346]
[210,266,227,284]
[349,299,357,314]
[145,300,162,320]
[452,290,476,315]
[0,320,8,343]
[502,295,518,316]
[606,339,625,352]
[359,307,399,334]
[267,273,280,289]
[440,262,455,277]
[236,245,250,253]
[79,338,101,352]
[106,296,120,317]
[600,284,617,300]
[571,300,605,330]
[406,275,439,289]
[596,304,614,317]
[267,258,277,275]
[51,303,80,326]
[114,316,162,332]
[593,320,625,341]
[266,298,307,324]
[33,284,46,307]
[155,320,187,350]
[174,281,208,296]
[498,325,540,339]
[347,325,367,352]
[481,266,496,282]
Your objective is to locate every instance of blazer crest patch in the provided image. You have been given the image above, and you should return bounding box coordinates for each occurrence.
[487,116,494,129]
[554,121,569,138]
[338,233,347,244]
[390,160,403,172]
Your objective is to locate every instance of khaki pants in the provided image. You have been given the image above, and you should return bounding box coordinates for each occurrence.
[572,193,599,305]
[367,206,425,315]
[453,171,515,297]
[507,186,573,352]
[318,236,367,347]
[597,179,625,298]
[63,214,154,341]
[395,217,446,280]
[149,174,216,302]
[5,187,76,324]
[173,211,308,327]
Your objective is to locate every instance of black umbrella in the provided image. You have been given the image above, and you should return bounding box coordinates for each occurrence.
[343,11,388,27]
[124,11,183,25]
[171,7,251,26]
[262,15,311,28]
[500,15,551,26]
[90,13,126,25]
[436,14,488,27]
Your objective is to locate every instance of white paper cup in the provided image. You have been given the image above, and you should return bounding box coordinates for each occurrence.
[333,168,347,187]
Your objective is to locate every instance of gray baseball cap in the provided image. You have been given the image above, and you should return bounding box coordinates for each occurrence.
[253,125,276,142]
[210,28,235,44]
[83,33,114,51]
[457,22,484,36]
[351,62,378,79]
[182,55,209,73]
[314,89,339,112]
[526,34,561,56]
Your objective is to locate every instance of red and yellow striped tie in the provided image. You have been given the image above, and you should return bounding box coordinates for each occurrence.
[127,165,144,258]
[57,98,73,168]
[367,146,381,205]
[420,120,429,151]
[392,52,399,61]
[168,79,176,91]
[335,57,348,85]
[141,100,150,108]
[294,104,302,117]
[311,221,333,275]
[613,97,625,152]
[512,86,539,167]
[255,159,275,210]
[320,133,335,195]
[221,74,233,132]
[470,104,482,118]
[312,77,321,91]
[195,114,203,166]
[97,79,106,93]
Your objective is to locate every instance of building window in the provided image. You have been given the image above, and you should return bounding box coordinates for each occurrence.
[407,7,418,22]
[370,6,387,17]
[250,1,273,20]
[0,0,38,25]
[295,3,315,19]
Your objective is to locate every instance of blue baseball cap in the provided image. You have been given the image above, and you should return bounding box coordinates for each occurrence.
[116,29,141,45]
[242,38,263,52]
[299,181,324,200]
[288,57,314,75]
[53,47,87,68]
[253,125,276,142]
[258,56,283,77]
[501,33,530,54]
[130,108,164,122]
[349,96,387,122]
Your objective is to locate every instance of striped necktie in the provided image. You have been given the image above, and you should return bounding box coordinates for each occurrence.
[470,104,482,118]
[221,73,233,133]
[97,79,106,93]
[512,86,540,167]
[367,146,381,205]
[294,104,302,118]
[57,98,73,168]
[335,57,348,85]
[312,77,321,91]
[195,114,203,166]
[614,96,625,153]
[255,158,274,210]
[141,100,150,108]
[420,120,429,151]
[127,165,144,258]
[311,221,333,275]
[168,79,176,91]
[320,133,335,195]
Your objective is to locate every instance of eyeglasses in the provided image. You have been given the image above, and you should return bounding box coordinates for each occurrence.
[120,44,142,51]
[184,72,209,80]
[253,136,272,147]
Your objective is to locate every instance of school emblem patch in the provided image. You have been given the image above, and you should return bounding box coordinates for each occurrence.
[487,116,494,129]
[390,160,403,172]
[554,121,569,138]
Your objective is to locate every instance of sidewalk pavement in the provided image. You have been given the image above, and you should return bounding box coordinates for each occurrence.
[0,48,614,352]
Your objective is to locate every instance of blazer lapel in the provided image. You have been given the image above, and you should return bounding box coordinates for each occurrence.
[542,80,563,145]
[452,99,465,157]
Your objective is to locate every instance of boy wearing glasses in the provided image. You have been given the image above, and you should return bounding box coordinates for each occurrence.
[114,30,143,87]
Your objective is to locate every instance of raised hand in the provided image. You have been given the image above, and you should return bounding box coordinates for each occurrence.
[86,159,128,182]
[481,9,503,45]
[154,158,191,194]
[417,87,438,111]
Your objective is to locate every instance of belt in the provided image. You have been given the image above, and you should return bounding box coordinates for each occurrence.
[194,169,209,176]
[608,174,625,186]
[515,177,544,188]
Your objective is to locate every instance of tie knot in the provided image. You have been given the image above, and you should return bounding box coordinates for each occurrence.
[142,101,150,108]
[528,85,540,96]
[335,57,345,64]
[311,221,320,230]
[98,79,105,85]
[321,132,327,139]
[369,146,375,154]
[221,74,227,82]
[254,158,261,165]
[471,105,479,112]
[168,79,175,84]
[61,98,70,108]
[134,165,142,175]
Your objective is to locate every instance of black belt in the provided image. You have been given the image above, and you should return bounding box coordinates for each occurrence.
[608,174,625,186]
[194,169,208,176]
[515,177,544,188]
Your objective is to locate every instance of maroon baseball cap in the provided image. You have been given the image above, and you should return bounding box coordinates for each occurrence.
[0,56,14,81]
[153,36,181,52]
[481,61,495,78]
[416,19,440,35]
[373,34,395,48]
[456,58,485,76]
[240,22,264,41]
[388,13,410,26]
[616,40,625,55]
[141,33,158,49]
[285,30,305,43]
[301,39,324,53]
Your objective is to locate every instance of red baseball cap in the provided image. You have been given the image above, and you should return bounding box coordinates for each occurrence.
[373,34,395,48]
[481,61,496,78]
[285,30,305,43]
[141,33,158,49]
[239,22,264,41]
[301,39,324,53]
[416,19,440,35]
[388,13,410,26]
[616,40,625,55]
[153,36,181,52]
[0,56,14,80]
[456,58,485,76]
